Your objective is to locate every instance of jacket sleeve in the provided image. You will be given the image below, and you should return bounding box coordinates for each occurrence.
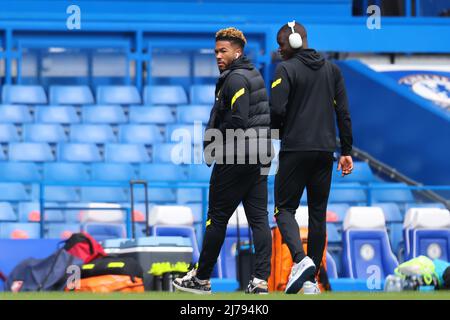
[270,64,290,131]
[220,74,250,130]
[333,63,353,156]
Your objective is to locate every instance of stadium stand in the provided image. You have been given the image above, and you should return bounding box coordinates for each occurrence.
[0,0,449,293]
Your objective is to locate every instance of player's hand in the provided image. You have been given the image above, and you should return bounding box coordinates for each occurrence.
[337,155,353,177]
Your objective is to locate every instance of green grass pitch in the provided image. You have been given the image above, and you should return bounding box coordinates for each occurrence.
[1,291,450,300]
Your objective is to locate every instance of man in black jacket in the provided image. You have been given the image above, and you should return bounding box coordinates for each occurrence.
[173,27,273,295]
[271,21,353,294]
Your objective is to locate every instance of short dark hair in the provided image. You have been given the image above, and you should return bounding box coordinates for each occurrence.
[277,21,307,41]
[216,27,247,49]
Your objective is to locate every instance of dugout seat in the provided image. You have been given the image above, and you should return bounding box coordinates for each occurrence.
[342,206,398,279]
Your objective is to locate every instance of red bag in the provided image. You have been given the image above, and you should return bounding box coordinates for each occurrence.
[64,232,106,263]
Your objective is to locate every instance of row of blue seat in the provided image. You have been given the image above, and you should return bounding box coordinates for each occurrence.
[0,85,215,106]
[0,222,125,241]
[0,105,210,124]
[0,124,209,144]
[0,142,206,163]
[0,181,417,204]
[3,200,441,225]
[0,162,211,182]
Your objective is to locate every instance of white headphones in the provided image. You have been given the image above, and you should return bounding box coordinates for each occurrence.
[288,20,303,49]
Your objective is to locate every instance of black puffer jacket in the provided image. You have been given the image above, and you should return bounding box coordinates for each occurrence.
[204,56,272,165]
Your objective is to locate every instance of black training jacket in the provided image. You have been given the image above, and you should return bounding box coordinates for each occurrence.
[204,56,272,165]
[270,49,353,156]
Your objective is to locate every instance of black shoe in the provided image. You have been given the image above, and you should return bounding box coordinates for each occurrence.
[245,279,269,294]
[173,269,211,294]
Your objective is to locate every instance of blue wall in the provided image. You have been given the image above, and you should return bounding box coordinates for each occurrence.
[338,60,450,186]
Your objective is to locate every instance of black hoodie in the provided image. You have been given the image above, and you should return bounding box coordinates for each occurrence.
[270,49,353,155]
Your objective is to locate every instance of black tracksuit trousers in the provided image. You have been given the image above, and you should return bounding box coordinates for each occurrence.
[274,151,333,274]
[196,163,272,281]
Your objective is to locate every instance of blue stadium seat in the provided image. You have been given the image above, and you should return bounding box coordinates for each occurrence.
[82,105,127,124]
[374,203,403,222]
[35,106,80,124]
[91,163,136,182]
[80,187,128,203]
[23,124,67,143]
[18,202,64,223]
[70,124,116,143]
[129,106,175,124]
[328,183,367,204]
[64,203,90,223]
[46,223,81,239]
[342,207,398,279]
[177,105,211,124]
[332,161,376,184]
[1,85,47,104]
[43,186,80,202]
[166,124,204,144]
[96,86,141,105]
[370,183,415,203]
[190,85,215,105]
[0,149,5,161]
[327,203,350,222]
[134,188,176,203]
[405,202,446,210]
[0,162,40,182]
[138,163,186,181]
[327,223,342,244]
[0,183,29,201]
[119,124,164,144]
[326,251,338,279]
[144,85,188,105]
[104,143,150,163]
[153,225,200,262]
[49,85,94,105]
[0,203,17,222]
[0,223,40,239]
[43,163,90,181]
[83,223,126,242]
[187,165,212,182]
[9,143,54,162]
[406,209,450,261]
[0,105,33,123]
[152,143,198,164]
[58,143,102,162]
[177,189,203,204]
[0,124,20,142]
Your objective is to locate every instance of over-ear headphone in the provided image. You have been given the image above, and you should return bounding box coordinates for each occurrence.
[288,20,303,49]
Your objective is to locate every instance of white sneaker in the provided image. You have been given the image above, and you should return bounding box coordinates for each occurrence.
[285,256,316,294]
[302,281,321,295]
